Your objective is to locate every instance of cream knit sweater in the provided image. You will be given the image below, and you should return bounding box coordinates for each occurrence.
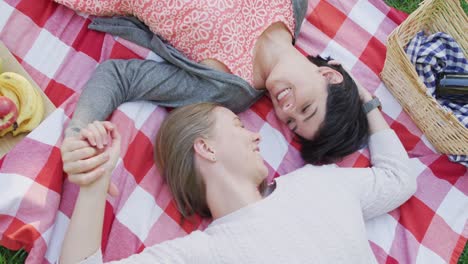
[80,129,416,264]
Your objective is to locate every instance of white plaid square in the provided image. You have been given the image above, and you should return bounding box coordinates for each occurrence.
[375,84,403,120]
[23,29,70,79]
[118,101,158,130]
[27,108,66,146]
[258,123,289,171]
[0,173,34,216]
[408,158,426,184]
[348,0,386,36]
[146,51,164,62]
[365,213,398,253]
[415,244,446,264]
[436,187,468,234]
[321,40,358,70]
[116,185,164,242]
[0,1,14,33]
[44,212,70,264]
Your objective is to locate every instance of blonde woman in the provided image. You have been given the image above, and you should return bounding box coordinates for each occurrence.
[59,102,416,264]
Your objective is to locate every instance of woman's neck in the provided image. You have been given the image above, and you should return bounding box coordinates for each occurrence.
[252,23,294,89]
[205,175,263,219]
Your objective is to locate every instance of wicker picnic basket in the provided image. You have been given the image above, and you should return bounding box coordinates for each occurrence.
[381,0,468,155]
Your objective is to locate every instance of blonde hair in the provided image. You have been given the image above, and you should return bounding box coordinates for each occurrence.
[155,103,219,218]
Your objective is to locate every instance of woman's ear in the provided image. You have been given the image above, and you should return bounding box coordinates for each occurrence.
[318,66,343,84]
[194,138,216,162]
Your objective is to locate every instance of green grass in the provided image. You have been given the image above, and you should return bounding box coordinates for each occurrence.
[0,247,27,264]
[459,241,468,264]
[385,0,422,14]
[1,0,467,264]
[385,0,468,14]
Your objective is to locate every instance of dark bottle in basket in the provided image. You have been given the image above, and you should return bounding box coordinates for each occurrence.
[435,72,468,103]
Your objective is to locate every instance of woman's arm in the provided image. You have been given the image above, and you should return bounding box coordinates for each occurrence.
[66,59,261,137]
[59,175,109,264]
[60,123,121,264]
[340,86,416,220]
[356,130,415,220]
[311,74,415,219]
[60,122,207,263]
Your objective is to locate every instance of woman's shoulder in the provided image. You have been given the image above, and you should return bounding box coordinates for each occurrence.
[141,230,213,262]
[278,164,340,186]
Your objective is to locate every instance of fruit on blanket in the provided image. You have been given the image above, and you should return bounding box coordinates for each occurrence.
[0,84,20,110]
[0,72,35,124]
[0,72,44,136]
[0,96,18,130]
[12,81,45,136]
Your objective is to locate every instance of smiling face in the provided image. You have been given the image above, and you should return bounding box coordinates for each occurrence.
[156,103,270,218]
[210,107,268,185]
[265,55,343,140]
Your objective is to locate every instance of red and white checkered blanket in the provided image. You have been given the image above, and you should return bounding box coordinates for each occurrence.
[0,0,466,263]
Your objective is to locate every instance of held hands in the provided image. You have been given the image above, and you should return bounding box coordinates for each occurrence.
[61,121,121,196]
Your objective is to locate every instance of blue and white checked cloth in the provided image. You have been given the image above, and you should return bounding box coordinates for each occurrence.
[406,31,468,166]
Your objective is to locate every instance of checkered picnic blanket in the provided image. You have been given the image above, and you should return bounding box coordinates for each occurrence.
[0,0,466,263]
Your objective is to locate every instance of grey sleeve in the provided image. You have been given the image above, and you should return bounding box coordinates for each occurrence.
[292,0,308,44]
[67,59,263,136]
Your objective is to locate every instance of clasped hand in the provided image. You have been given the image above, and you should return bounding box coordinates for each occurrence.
[61,121,121,196]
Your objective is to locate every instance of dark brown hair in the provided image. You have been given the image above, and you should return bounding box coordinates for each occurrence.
[299,55,369,164]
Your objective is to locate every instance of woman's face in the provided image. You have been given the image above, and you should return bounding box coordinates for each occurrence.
[265,55,342,140]
[210,107,268,184]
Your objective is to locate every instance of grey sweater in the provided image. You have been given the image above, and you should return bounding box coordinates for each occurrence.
[67,0,308,135]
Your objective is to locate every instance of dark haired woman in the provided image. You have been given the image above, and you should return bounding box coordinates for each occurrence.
[57,0,375,165]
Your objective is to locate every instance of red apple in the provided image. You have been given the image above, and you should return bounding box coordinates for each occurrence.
[0,96,18,130]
